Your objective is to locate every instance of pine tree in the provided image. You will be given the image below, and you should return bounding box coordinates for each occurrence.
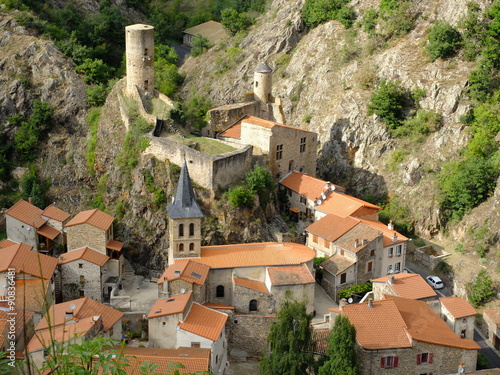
[319,314,359,375]
[260,299,315,375]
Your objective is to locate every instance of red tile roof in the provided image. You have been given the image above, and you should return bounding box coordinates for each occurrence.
[0,239,16,248]
[202,302,235,310]
[279,172,344,201]
[36,224,60,240]
[0,319,7,348]
[316,192,381,218]
[358,218,408,246]
[234,276,269,294]
[147,292,192,319]
[1,278,50,313]
[267,265,315,285]
[58,247,109,267]
[158,260,210,286]
[306,214,359,242]
[321,255,355,276]
[372,273,437,300]
[66,209,114,230]
[440,297,476,319]
[0,243,57,279]
[0,310,34,339]
[484,308,500,325]
[220,115,315,138]
[106,239,124,252]
[312,329,329,355]
[41,204,70,222]
[182,242,315,269]
[5,199,46,228]
[388,296,480,350]
[37,297,123,332]
[178,303,228,341]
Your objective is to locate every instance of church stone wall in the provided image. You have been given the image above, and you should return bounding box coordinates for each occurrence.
[229,314,275,357]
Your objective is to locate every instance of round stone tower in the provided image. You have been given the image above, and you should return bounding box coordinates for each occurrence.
[253,61,273,103]
[125,24,155,96]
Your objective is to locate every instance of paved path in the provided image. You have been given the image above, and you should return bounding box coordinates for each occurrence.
[312,283,337,328]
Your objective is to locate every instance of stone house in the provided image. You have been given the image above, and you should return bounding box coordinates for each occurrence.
[338,296,480,375]
[147,292,228,375]
[439,297,476,341]
[157,259,209,301]
[36,297,124,340]
[483,307,500,351]
[183,20,227,47]
[219,115,317,179]
[65,208,124,280]
[372,273,437,302]
[5,199,69,254]
[58,247,110,302]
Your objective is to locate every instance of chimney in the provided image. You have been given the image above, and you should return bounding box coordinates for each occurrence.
[354,239,359,247]
[388,276,395,285]
[392,232,398,243]
[367,300,373,309]
[174,270,181,277]
[388,220,394,231]
[28,197,32,204]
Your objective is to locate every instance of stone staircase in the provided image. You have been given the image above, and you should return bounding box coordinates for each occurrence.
[122,258,135,279]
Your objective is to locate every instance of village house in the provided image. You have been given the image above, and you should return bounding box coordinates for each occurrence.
[336,296,480,374]
[483,307,500,351]
[4,199,69,254]
[157,259,210,302]
[183,20,228,47]
[439,297,476,341]
[147,292,228,375]
[371,273,438,302]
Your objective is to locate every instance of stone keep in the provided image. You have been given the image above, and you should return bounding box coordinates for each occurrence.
[253,62,272,103]
[126,24,155,96]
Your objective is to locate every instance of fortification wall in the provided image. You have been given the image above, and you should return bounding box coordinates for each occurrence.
[144,135,253,190]
[205,102,259,137]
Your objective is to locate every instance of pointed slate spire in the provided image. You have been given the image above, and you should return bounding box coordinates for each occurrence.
[254,61,273,73]
[167,160,203,219]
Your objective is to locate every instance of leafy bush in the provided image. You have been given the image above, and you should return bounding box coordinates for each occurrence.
[191,35,212,57]
[86,108,101,175]
[459,2,488,61]
[426,20,462,61]
[467,269,495,307]
[221,8,253,35]
[367,80,409,129]
[379,196,413,235]
[227,186,254,208]
[76,58,114,84]
[362,8,378,34]
[392,110,442,139]
[338,282,372,300]
[86,84,108,107]
[184,95,212,131]
[301,0,353,28]
[378,0,414,39]
[155,44,185,98]
[20,167,50,208]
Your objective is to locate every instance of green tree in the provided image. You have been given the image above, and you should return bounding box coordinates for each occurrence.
[319,315,359,375]
[467,269,496,308]
[260,299,315,375]
[191,35,213,57]
[426,20,462,61]
[76,58,115,84]
[20,167,50,208]
[301,0,352,28]
[184,95,212,131]
[221,8,253,35]
[245,165,275,208]
[87,84,108,107]
[367,80,409,129]
[227,186,254,208]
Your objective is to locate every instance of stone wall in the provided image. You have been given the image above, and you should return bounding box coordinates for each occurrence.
[125,24,155,96]
[145,135,253,190]
[229,314,275,357]
[206,102,258,137]
[66,224,107,253]
[61,260,102,302]
[414,245,451,271]
[357,340,477,375]
[232,284,273,314]
[6,215,37,247]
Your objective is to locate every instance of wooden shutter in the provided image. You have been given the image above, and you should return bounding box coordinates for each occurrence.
[416,354,421,365]
[380,357,385,368]
[393,356,399,368]
[429,353,433,364]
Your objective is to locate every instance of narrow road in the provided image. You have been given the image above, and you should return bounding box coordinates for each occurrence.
[475,328,500,369]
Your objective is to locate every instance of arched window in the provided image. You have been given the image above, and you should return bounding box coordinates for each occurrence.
[178,243,184,252]
[249,299,258,312]
[216,285,224,298]
[189,223,195,237]
[178,224,184,237]
[189,243,195,251]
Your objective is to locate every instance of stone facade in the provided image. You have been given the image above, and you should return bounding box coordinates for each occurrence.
[206,269,233,306]
[60,260,104,302]
[160,279,206,303]
[149,310,186,349]
[168,217,202,263]
[484,309,500,351]
[380,241,406,276]
[205,102,259,137]
[5,215,38,247]
[441,309,475,341]
[232,284,273,314]
[125,24,154,96]
[229,314,275,357]
[357,340,477,375]
[66,223,110,254]
[270,283,315,314]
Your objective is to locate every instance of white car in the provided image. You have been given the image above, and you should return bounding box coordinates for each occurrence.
[426,275,444,289]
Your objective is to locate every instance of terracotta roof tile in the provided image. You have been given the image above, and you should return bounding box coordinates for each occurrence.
[1,279,50,313]
[181,242,315,269]
[41,204,70,222]
[484,308,500,325]
[279,172,344,201]
[220,115,315,138]
[219,122,241,138]
[158,260,210,286]
[106,239,124,252]
[0,243,57,279]
[234,276,269,294]
[0,319,7,348]
[0,239,16,248]
[267,264,315,285]
[58,247,109,267]
[121,346,211,374]
[320,255,355,276]
[440,297,476,319]
[5,200,46,228]
[178,303,227,341]
[312,329,329,355]
[0,310,34,339]
[358,218,408,246]
[27,316,97,353]
[372,273,437,300]
[66,209,114,230]
[387,296,480,350]
[332,222,381,253]
[37,297,123,332]
[317,192,381,218]
[306,214,360,242]
[202,302,235,310]
[147,292,192,319]
[342,300,412,349]
[36,224,60,240]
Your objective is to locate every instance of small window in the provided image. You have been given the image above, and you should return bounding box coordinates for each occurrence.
[79,289,85,297]
[255,81,259,88]
[417,353,433,365]
[312,235,318,243]
[276,144,283,160]
[388,247,393,257]
[287,188,292,197]
[216,285,224,298]
[300,196,307,205]
[144,80,149,89]
[340,249,345,256]
[79,263,83,269]
[367,261,373,272]
[191,342,200,348]
[381,356,398,368]
[324,239,331,248]
[80,275,85,283]
[189,223,195,237]
[395,262,401,272]
[461,330,466,339]
[249,299,258,312]
[144,48,148,56]
[163,321,166,326]
[396,245,402,255]
[179,224,184,237]
[178,243,184,252]
[340,273,347,284]
[300,137,306,153]
[387,264,393,274]
[288,160,293,171]
[370,249,375,257]
[189,243,195,251]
